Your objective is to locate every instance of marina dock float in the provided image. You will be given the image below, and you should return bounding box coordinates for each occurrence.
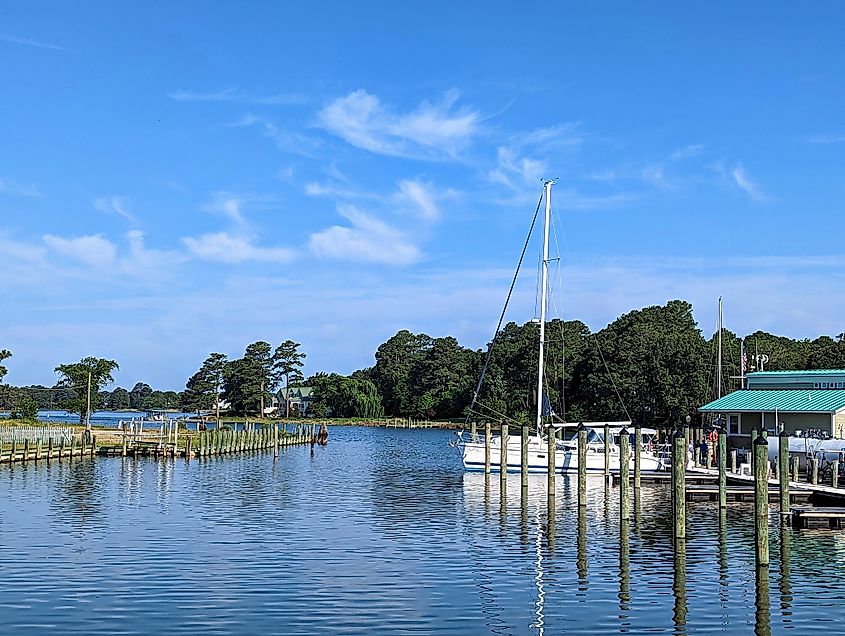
[791,507,845,529]
[685,485,811,503]
[610,471,716,485]
[688,466,845,504]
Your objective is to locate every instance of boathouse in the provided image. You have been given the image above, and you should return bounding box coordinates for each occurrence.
[699,370,845,448]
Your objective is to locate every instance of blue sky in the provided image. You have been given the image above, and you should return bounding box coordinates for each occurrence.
[2,2,844,389]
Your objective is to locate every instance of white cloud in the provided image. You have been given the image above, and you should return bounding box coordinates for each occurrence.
[0,178,41,197]
[732,164,767,202]
[0,34,64,51]
[43,234,117,266]
[393,179,446,221]
[308,205,420,265]
[318,89,480,159]
[169,88,307,105]
[805,134,845,144]
[94,196,136,223]
[183,232,296,264]
[230,113,321,157]
[203,191,246,224]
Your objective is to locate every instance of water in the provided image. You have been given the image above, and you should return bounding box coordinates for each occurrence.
[0,427,844,634]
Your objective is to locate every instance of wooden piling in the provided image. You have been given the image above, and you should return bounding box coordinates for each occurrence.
[577,423,587,508]
[633,422,641,493]
[273,423,279,458]
[673,538,687,629]
[619,427,630,520]
[70,436,76,460]
[500,424,508,484]
[753,434,769,567]
[23,439,29,463]
[603,423,610,482]
[521,425,528,489]
[35,439,41,461]
[718,427,727,509]
[833,459,840,489]
[791,456,799,483]
[811,457,818,485]
[778,430,790,516]
[484,421,491,475]
[672,427,686,539]
[59,439,65,461]
[750,427,758,472]
[91,435,96,457]
[47,437,52,462]
[730,449,737,474]
[185,436,192,459]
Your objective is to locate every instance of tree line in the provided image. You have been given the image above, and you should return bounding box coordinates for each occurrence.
[2,299,844,424]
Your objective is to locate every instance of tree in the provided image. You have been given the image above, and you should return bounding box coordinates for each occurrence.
[222,343,274,416]
[0,349,10,384]
[182,352,228,420]
[245,342,274,416]
[129,382,153,409]
[372,330,433,416]
[309,373,383,418]
[54,357,119,426]
[274,340,306,418]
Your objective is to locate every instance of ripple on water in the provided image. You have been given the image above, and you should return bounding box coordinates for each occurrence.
[1,427,845,634]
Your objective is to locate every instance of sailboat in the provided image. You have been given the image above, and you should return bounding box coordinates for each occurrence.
[456,180,661,473]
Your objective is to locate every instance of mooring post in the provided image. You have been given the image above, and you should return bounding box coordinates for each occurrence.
[274,423,279,458]
[753,433,770,567]
[547,423,556,499]
[577,422,587,508]
[91,435,96,458]
[470,421,477,443]
[634,422,641,493]
[718,426,727,510]
[484,421,491,475]
[620,427,630,521]
[811,456,818,485]
[833,459,840,489]
[35,439,41,462]
[672,427,686,539]
[750,427,758,473]
[603,423,610,483]
[23,439,29,463]
[791,456,799,483]
[730,449,737,474]
[185,436,192,460]
[500,423,509,486]
[521,425,529,490]
[778,430,790,516]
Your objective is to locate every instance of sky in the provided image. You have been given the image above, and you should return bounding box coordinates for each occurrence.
[1,2,844,390]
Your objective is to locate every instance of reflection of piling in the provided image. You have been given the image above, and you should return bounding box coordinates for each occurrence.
[633,423,641,493]
[521,425,529,490]
[546,494,555,550]
[577,505,588,589]
[754,434,770,567]
[672,427,686,539]
[619,427,630,521]
[577,423,587,508]
[755,566,771,635]
[780,523,793,615]
[500,424,508,486]
[718,427,727,509]
[484,421,491,475]
[603,423,610,483]
[673,539,687,630]
[619,520,630,611]
[718,508,728,604]
[778,430,790,516]
[547,424,555,499]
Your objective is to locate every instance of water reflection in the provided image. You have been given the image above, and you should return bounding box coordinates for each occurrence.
[718,508,728,608]
[756,566,771,636]
[577,505,588,592]
[618,519,630,616]
[780,523,793,621]
[673,539,687,633]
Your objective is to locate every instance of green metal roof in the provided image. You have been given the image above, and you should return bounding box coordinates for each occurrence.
[699,389,845,413]
[747,369,845,376]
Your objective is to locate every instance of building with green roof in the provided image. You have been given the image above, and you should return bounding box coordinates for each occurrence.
[699,370,845,447]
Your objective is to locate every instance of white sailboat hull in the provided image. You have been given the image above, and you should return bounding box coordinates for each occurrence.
[461,435,662,473]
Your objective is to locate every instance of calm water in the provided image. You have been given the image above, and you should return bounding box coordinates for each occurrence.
[1,427,844,634]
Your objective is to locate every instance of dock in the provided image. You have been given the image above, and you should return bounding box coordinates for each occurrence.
[791,507,845,529]
[685,485,811,503]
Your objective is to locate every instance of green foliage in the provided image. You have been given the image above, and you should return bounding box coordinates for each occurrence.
[0,349,11,383]
[274,340,306,416]
[54,357,119,423]
[309,373,383,418]
[10,393,37,420]
[182,352,227,414]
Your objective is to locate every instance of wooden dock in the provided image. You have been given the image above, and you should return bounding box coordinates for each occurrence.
[792,506,845,529]
[611,471,716,485]
[685,485,811,503]
[0,437,96,463]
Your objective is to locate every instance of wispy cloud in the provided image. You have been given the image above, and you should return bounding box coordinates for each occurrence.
[0,34,65,52]
[318,89,481,160]
[731,164,767,202]
[169,88,308,105]
[94,196,137,223]
[0,178,41,197]
[230,113,322,157]
[805,134,845,144]
[183,232,296,264]
[43,234,117,267]
[203,191,247,224]
[309,205,420,265]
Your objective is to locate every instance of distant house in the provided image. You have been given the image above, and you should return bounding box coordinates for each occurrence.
[699,370,845,447]
[277,387,317,416]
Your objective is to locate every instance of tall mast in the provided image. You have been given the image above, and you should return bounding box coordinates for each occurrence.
[535,180,553,433]
[717,297,723,399]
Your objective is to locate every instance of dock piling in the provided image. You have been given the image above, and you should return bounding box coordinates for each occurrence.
[718,426,727,509]
[778,430,790,516]
[811,456,818,485]
[672,427,686,539]
[484,421,491,475]
[633,422,641,493]
[547,423,556,499]
[521,425,528,490]
[753,433,770,567]
[603,423,610,483]
[730,449,737,474]
[577,422,587,508]
[833,459,839,489]
[620,427,630,520]
[500,423,508,485]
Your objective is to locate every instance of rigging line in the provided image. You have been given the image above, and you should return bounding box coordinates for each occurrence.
[548,202,567,423]
[466,187,546,421]
[466,404,521,427]
[591,332,633,423]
